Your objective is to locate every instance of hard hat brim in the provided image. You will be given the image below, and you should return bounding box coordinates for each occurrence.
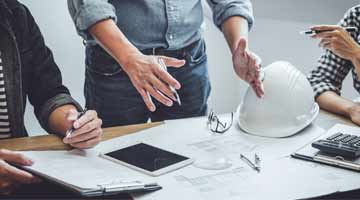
[236,103,320,138]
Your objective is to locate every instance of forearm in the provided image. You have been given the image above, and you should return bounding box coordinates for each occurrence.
[316,91,356,118]
[89,19,140,68]
[221,16,249,53]
[48,104,77,136]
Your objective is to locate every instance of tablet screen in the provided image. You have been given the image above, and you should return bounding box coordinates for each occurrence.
[104,143,189,172]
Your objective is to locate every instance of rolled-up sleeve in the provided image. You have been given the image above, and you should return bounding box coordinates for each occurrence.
[39,94,82,134]
[67,0,117,39]
[307,51,352,98]
[307,6,360,99]
[206,0,254,30]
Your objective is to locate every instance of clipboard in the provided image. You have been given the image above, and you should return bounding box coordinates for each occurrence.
[292,124,360,172]
[19,150,162,197]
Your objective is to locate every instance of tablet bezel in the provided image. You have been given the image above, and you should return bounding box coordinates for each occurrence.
[100,142,194,177]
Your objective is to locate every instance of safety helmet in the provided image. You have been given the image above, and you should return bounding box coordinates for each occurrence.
[237,61,319,138]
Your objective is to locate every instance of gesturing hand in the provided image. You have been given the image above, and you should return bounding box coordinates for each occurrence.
[122,53,186,111]
[63,109,103,149]
[232,38,264,98]
[312,25,360,60]
[0,149,40,195]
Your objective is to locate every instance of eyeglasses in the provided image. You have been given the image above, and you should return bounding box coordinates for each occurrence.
[207,110,233,134]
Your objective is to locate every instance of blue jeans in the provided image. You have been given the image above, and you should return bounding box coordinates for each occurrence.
[84,40,211,128]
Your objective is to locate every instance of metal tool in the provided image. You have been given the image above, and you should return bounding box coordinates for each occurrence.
[240,154,261,173]
[157,58,181,106]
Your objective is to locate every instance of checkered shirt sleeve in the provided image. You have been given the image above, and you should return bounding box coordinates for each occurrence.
[307,6,360,98]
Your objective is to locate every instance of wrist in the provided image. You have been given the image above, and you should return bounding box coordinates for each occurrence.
[117,48,142,70]
[346,102,359,119]
[350,46,360,63]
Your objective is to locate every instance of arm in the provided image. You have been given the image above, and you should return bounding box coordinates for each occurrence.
[207,0,263,97]
[308,6,360,124]
[68,1,185,111]
[221,16,249,53]
[316,91,357,117]
[22,5,102,149]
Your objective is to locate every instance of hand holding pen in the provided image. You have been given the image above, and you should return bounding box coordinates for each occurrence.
[62,108,103,149]
[302,25,360,61]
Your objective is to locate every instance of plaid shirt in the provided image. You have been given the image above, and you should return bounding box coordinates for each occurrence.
[307,5,360,98]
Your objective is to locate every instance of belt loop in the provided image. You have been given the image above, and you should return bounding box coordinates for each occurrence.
[152,48,156,55]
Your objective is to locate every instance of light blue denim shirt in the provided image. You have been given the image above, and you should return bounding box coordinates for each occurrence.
[68,0,254,50]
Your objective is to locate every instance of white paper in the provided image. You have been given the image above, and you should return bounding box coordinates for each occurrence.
[22,149,145,190]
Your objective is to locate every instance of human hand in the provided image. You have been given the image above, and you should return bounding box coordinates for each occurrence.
[311,25,360,61]
[63,109,103,149]
[0,149,40,195]
[348,104,360,126]
[122,52,186,111]
[232,38,264,98]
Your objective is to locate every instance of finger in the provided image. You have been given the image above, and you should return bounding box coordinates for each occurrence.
[237,38,247,55]
[73,110,97,129]
[0,149,33,166]
[70,136,102,149]
[149,75,176,100]
[138,87,156,112]
[250,82,261,98]
[310,25,342,32]
[145,84,173,107]
[322,42,332,50]
[66,118,102,138]
[247,53,258,81]
[313,31,338,39]
[319,38,332,48]
[0,161,37,184]
[65,127,102,144]
[66,109,78,121]
[159,56,186,68]
[154,67,181,90]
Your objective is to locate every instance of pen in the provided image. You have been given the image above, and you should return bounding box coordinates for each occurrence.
[157,58,182,106]
[66,108,88,138]
[240,154,260,173]
[300,26,358,35]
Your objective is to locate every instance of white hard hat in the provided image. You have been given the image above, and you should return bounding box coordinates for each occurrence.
[237,61,319,138]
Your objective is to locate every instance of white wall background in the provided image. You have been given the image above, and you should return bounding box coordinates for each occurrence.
[20,0,359,136]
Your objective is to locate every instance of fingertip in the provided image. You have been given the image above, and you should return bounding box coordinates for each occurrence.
[73,121,80,129]
[175,83,181,90]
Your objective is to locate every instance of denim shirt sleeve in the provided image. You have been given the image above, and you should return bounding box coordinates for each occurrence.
[67,0,117,39]
[206,0,254,30]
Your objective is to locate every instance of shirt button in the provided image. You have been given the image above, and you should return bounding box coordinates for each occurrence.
[169,34,174,40]
[169,6,174,11]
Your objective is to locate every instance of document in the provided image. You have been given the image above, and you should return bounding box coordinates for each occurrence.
[21,150,159,196]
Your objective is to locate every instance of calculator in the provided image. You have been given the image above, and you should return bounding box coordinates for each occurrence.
[312,132,360,159]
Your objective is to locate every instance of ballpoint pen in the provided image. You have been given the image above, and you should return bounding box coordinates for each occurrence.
[157,58,182,106]
[300,26,358,35]
[66,108,88,138]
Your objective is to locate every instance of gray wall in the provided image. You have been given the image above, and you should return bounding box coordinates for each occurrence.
[20,0,359,136]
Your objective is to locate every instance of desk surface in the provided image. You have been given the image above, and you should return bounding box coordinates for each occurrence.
[0,110,355,151]
[0,122,163,151]
[1,110,358,199]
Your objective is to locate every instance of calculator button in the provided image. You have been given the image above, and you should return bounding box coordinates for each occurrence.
[340,135,356,143]
[334,134,349,142]
[349,137,360,145]
[354,142,360,147]
[344,135,358,144]
[327,132,343,140]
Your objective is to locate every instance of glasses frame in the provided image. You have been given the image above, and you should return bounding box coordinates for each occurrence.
[207,110,234,134]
